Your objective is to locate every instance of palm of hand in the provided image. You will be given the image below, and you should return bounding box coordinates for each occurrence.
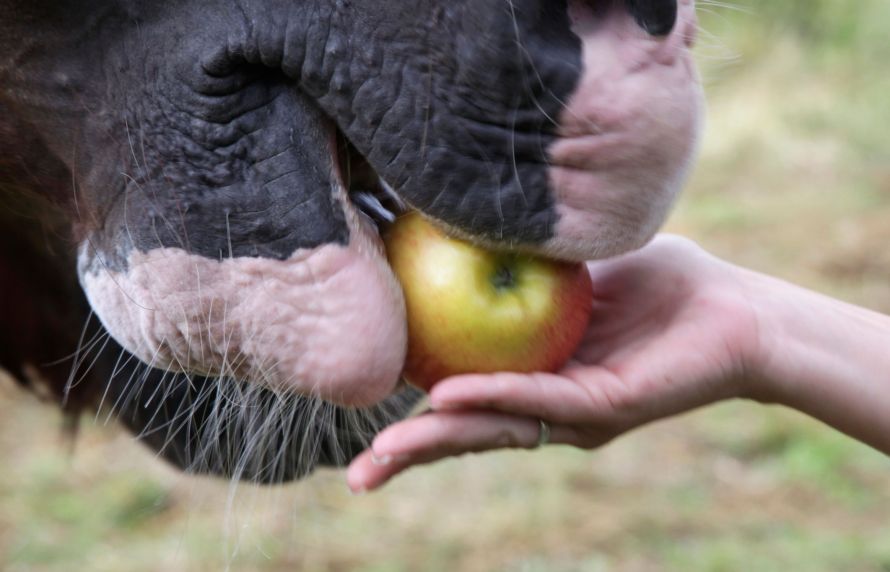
[571,236,757,431]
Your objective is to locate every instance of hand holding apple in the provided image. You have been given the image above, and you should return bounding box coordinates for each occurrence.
[384,212,594,391]
[349,235,769,492]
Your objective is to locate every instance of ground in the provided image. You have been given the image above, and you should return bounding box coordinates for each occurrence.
[3,1,890,570]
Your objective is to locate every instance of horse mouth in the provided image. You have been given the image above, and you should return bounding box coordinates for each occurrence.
[336,129,407,233]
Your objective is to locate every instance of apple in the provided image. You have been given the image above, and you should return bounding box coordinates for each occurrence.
[384,211,594,392]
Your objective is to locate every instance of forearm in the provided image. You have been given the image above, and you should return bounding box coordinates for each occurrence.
[747,270,890,454]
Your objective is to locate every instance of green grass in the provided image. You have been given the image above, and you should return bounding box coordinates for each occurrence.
[3,2,890,570]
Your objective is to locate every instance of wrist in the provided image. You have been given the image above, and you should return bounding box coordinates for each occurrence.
[744,270,880,401]
[735,268,811,404]
[738,267,890,452]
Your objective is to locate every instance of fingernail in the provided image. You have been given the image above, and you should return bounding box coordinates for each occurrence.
[429,399,457,410]
[371,452,393,466]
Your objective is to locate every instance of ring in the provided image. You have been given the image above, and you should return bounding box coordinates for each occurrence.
[535,419,551,449]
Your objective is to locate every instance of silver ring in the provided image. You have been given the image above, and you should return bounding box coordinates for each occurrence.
[536,419,551,449]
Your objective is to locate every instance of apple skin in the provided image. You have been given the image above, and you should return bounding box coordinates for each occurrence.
[384,212,594,392]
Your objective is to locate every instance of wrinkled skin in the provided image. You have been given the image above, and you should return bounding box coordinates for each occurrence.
[0,0,701,483]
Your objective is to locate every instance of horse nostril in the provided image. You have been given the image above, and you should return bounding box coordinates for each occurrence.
[624,0,678,36]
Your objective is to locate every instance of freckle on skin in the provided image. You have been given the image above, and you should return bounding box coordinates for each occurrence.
[496,430,518,448]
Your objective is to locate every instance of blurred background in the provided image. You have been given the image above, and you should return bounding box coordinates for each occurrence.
[2,1,890,570]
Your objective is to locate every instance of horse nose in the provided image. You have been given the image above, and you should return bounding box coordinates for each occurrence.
[623,0,678,36]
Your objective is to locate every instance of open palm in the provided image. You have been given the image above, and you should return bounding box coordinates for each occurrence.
[348,235,764,492]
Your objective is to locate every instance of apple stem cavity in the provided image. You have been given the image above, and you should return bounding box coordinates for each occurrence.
[492,260,518,291]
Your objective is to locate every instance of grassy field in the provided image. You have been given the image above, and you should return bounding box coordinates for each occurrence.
[3,2,890,570]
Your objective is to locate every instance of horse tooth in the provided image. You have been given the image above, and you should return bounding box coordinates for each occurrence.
[352,191,396,224]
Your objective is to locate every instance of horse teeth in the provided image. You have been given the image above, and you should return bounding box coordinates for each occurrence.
[378,178,406,212]
[352,191,396,224]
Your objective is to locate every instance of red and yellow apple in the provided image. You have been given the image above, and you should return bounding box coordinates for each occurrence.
[384,212,594,392]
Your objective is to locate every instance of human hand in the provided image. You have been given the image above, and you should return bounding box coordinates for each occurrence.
[347,235,770,492]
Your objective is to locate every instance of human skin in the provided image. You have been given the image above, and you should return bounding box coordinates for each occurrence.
[347,235,890,492]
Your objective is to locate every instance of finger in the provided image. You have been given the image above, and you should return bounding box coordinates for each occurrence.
[373,410,545,454]
[428,369,631,426]
[346,412,537,493]
[347,448,410,493]
[346,411,589,492]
